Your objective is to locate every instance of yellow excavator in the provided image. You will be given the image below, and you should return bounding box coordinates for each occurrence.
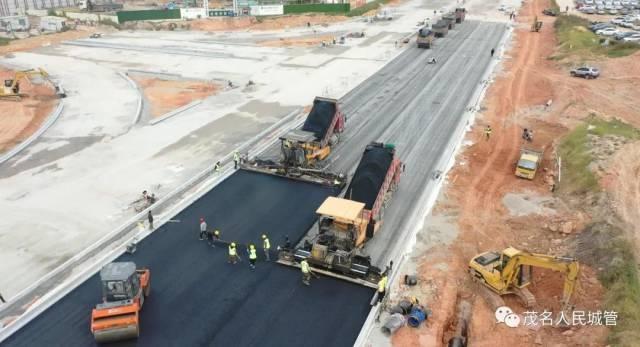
[1,68,66,101]
[469,247,580,311]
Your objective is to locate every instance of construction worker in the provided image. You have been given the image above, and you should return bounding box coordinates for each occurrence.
[210,229,220,247]
[233,151,240,169]
[377,274,388,304]
[199,217,207,241]
[484,125,492,140]
[248,244,257,270]
[301,258,312,286]
[490,48,495,57]
[262,234,271,261]
[0,292,5,304]
[228,242,238,264]
[147,210,154,230]
[214,161,221,173]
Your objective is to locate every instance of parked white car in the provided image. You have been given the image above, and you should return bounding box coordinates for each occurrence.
[622,34,640,41]
[612,16,626,24]
[597,27,619,35]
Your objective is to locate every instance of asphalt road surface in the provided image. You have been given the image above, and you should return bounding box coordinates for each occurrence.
[3,20,507,346]
[4,171,372,347]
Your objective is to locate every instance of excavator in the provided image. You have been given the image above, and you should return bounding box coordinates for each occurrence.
[469,247,579,311]
[1,68,66,101]
[90,262,151,343]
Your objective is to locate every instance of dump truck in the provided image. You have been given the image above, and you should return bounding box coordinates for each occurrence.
[241,97,346,187]
[515,148,542,180]
[455,7,466,23]
[416,27,435,48]
[91,262,150,343]
[442,12,456,29]
[432,20,449,37]
[277,142,403,287]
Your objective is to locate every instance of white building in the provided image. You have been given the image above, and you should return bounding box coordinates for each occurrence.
[0,15,29,31]
[39,15,66,31]
[0,0,78,17]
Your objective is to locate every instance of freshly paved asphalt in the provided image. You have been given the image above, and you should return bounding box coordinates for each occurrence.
[4,171,373,347]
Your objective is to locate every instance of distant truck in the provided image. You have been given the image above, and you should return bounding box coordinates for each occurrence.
[79,0,124,12]
[416,27,434,48]
[515,148,543,179]
[455,8,466,23]
[442,12,456,29]
[432,20,449,37]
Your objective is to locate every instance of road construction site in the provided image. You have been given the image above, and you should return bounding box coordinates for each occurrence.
[0,0,523,345]
[1,17,508,347]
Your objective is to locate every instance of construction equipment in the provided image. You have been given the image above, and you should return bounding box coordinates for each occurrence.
[455,8,467,23]
[469,247,579,311]
[278,142,403,287]
[515,148,543,180]
[442,12,456,29]
[531,16,543,32]
[91,262,150,343]
[241,96,346,187]
[432,20,449,37]
[1,68,66,101]
[416,27,435,48]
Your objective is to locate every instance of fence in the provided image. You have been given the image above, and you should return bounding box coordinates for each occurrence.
[116,9,181,23]
[283,3,350,13]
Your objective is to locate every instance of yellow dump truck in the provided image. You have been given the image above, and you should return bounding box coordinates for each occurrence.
[515,148,543,179]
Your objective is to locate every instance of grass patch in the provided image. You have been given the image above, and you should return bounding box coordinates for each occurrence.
[346,0,389,17]
[577,222,640,347]
[559,116,640,195]
[549,0,560,12]
[554,15,640,58]
[0,37,11,46]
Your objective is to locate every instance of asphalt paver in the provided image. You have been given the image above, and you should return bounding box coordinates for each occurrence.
[4,171,373,347]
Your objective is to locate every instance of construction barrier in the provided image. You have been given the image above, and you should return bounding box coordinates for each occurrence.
[116,9,181,23]
[208,9,235,16]
[283,3,350,14]
[250,4,284,16]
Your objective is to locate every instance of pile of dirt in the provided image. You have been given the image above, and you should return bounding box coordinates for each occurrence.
[188,14,347,32]
[130,76,219,118]
[0,69,58,153]
[0,27,100,55]
[258,35,336,47]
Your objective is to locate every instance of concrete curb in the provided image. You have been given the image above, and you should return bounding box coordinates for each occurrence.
[0,101,64,166]
[118,71,143,126]
[0,107,304,342]
[353,24,514,347]
[149,100,202,125]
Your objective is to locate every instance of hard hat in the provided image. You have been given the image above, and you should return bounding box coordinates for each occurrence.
[250,244,255,249]
[262,234,267,239]
[214,230,220,235]
[231,242,236,247]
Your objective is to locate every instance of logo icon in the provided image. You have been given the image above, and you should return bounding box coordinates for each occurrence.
[495,306,520,328]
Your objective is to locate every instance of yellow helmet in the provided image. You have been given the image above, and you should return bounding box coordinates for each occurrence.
[250,244,255,249]
[231,242,236,247]
[214,230,220,235]
[262,234,267,239]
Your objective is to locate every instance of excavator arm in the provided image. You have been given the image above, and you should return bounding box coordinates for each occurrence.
[502,251,580,309]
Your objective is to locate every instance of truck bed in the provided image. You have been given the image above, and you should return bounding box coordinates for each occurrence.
[302,98,337,140]
[344,144,394,210]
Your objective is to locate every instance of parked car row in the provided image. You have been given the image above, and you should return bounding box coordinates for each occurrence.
[577,0,640,15]
[590,20,640,41]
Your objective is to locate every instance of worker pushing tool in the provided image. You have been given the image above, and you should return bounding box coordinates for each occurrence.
[210,229,220,247]
[228,242,238,264]
[262,234,271,261]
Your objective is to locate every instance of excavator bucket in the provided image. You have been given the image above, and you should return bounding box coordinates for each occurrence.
[91,303,140,343]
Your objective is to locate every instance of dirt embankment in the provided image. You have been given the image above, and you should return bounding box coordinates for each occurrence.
[259,35,337,47]
[130,76,219,118]
[388,0,640,345]
[188,14,347,32]
[0,27,101,55]
[0,69,58,154]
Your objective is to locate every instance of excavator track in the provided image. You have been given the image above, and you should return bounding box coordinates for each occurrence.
[475,282,505,311]
[513,287,537,308]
